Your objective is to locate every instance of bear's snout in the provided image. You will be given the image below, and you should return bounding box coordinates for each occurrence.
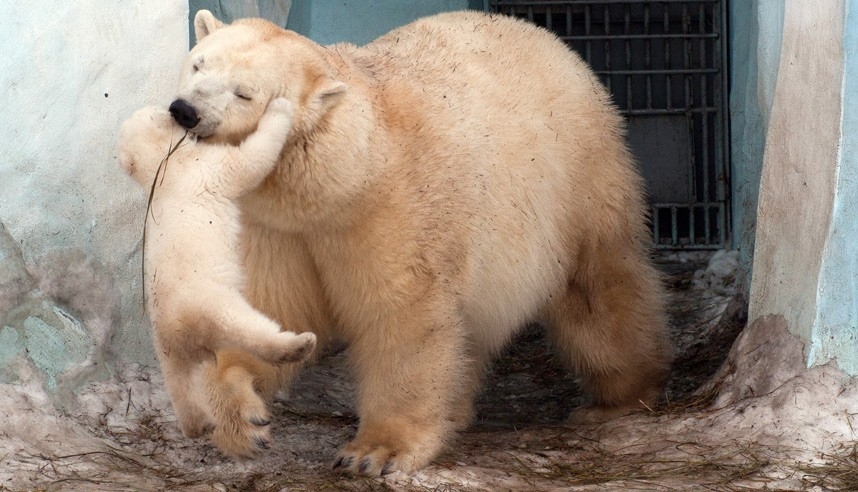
[169,99,201,130]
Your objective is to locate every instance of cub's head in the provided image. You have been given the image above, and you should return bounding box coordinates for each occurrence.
[118,106,187,186]
[170,10,348,144]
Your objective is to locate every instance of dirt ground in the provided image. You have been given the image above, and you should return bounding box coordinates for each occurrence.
[3,252,857,491]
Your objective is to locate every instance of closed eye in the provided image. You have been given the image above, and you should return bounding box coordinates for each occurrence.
[235,92,252,101]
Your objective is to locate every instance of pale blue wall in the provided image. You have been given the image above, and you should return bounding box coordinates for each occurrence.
[188,0,292,44]
[808,0,858,374]
[286,0,482,45]
[729,0,783,292]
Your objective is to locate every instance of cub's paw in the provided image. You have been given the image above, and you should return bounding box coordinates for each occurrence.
[273,331,317,364]
[265,97,293,119]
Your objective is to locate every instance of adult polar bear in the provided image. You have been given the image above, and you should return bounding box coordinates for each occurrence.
[169,9,671,475]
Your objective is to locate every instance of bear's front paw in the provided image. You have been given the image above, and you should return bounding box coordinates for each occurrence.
[333,443,402,477]
[332,431,439,477]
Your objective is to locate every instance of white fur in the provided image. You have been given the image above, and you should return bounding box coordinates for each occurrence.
[172,10,672,472]
[118,100,316,438]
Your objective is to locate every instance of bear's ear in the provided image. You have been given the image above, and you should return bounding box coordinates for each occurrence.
[194,10,224,42]
[310,79,348,113]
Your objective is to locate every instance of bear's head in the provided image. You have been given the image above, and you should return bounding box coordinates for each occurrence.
[170,10,348,144]
[118,106,188,186]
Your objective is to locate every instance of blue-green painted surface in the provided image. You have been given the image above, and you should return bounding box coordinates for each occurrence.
[0,326,23,368]
[728,0,784,293]
[286,0,477,45]
[22,306,92,390]
[188,0,293,44]
[809,0,858,375]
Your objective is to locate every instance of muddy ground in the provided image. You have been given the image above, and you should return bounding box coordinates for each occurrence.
[4,253,856,491]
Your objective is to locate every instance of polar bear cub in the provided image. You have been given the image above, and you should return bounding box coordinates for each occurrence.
[118,98,316,436]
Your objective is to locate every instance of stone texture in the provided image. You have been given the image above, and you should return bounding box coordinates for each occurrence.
[0,2,188,394]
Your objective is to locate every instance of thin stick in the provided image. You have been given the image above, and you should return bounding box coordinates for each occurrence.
[141,131,188,310]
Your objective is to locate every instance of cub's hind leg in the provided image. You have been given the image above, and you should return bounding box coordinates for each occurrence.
[199,290,318,364]
[203,228,333,459]
[156,346,215,438]
[543,243,672,422]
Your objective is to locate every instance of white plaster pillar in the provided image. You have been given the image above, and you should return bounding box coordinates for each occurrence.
[749,0,847,367]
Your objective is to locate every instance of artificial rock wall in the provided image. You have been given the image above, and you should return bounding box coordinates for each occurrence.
[0,1,188,401]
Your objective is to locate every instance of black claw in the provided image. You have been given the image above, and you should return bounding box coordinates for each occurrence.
[380,462,394,476]
[338,456,354,470]
[333,456,344,469]
[358,457,371,474]
[250,417,271,427]
[254,436,270,450]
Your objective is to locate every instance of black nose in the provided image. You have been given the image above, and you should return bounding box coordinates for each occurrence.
[169,99,201,129]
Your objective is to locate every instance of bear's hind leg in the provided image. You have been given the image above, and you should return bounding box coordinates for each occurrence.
[158,352,215,438]
[543,247,671,422]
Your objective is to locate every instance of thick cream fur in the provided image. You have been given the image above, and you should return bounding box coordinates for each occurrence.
[179,10,672,473]
[118,100,316,441]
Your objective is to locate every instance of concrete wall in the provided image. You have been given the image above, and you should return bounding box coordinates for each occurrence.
[808,0,858,374]
[728,1,783,290]
[188,1,292,44]
[286,0,479,46]
[748,0,858,375]
[0,1,188,397]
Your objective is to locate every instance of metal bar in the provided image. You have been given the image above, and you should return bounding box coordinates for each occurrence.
[619,107,719,116]
[604,4,612,97]
[671,206,678,245]
[654,243,718,251]
[689,203,696,245]
[565,4,572,38]
[625,4,632,111]
[698,3,711,242]
[683,2,696,208]
[664,3,672,111]
[492,0,718,5]
[653,206,660,244]
[592,68,718,75]
[585,4,592,63]
[644,4,652,110]
[717,0,729,246]
[561,33,718,41]
[546,4,553,31]
[653,202,721,208]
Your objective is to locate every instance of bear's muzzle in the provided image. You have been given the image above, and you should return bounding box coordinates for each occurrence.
[169,99,201,130]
